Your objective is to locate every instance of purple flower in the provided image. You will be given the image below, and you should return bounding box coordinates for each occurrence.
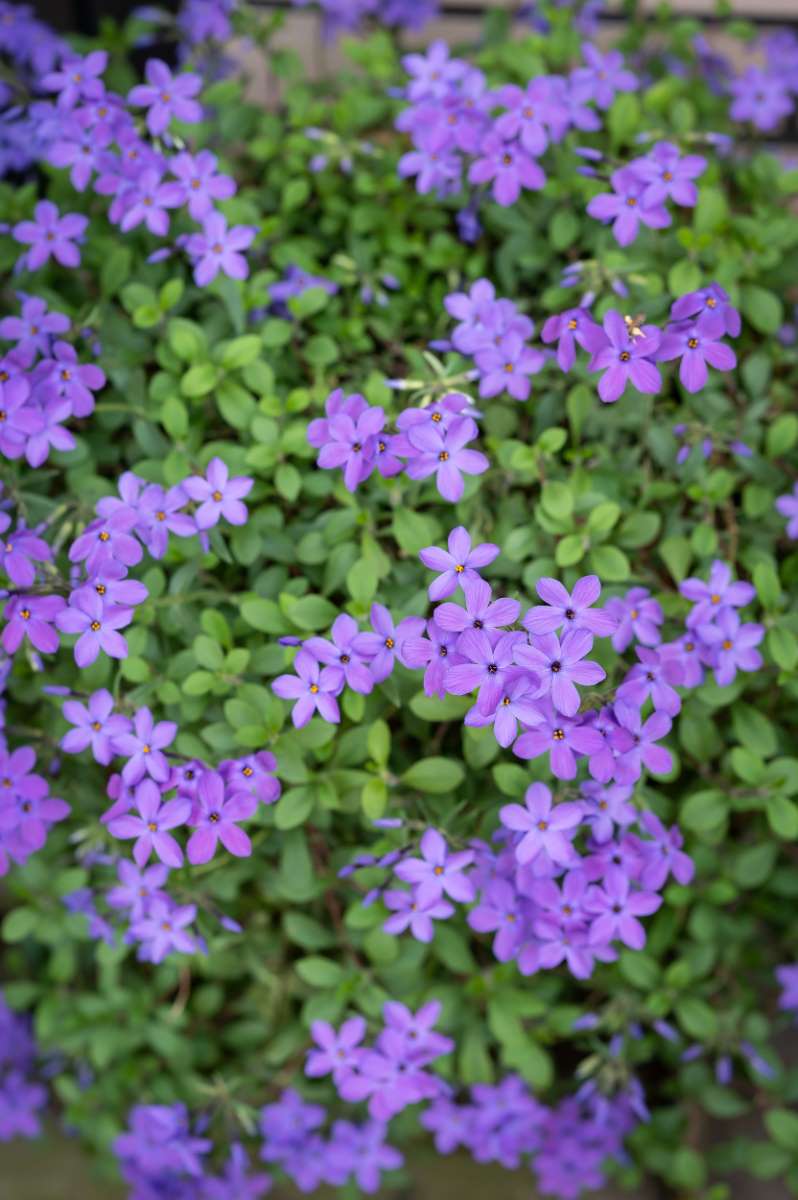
[434,575,519,635]
[468,132,546,206]
[670,283,741,337]
[467,878,523,961]
[680,560,756,627]
[42,50,108,108]
[540,308,605,372]
[13,201,87,271]
[605,587,664,652]
[588,310,662,403]
[402,620,465,699]
[419,525,499,601]
[131,482,195,558]
[112,707,178,785]
[500,783,583,868]
[186,770,256,864]
[465,671,543,747]
[586,167,671,247]
[131,898,198,962]
[1,594,64,655]
[586,866,661,950]
[182,456,253,529]
[494,80,556,154]
[60,689,131,764]
[169,149,236,218]
[56,591,132,667]
[394,828,475,903]
[776,964,798,1017]
[0,377,44,459]
[306,1016,367,1082]
[729,67,792,132]
[636,812,694,890]
[38,340,105,417]
[0,527,51,588]
[513,701,604,780]
[523,574,616,638]
[402,40,466,102]
[351,603,425,682]
[445,629,525,713]
[616,646,684,716]
[612,702,673,783]
[117,167,184,235]
[405,416,488,502]
[316,406,385,492]
[304,614,375,693]
[184,211,256,286]
[514,629,605,717]
[572,43,638,109]
[697,609,764,686]
[633,141,707,207]
[657,312,737,393]
[106,860,170,919]
[107,779,189,868]
[397,125,462,196]
[474,332,545,400]
[272,648,344,727]
[128,59,202,134]
[776,484,798,539]
[69,509,142,574]
[382,888,454,941]
[0,296,69,359]
[204,1145,271,1200]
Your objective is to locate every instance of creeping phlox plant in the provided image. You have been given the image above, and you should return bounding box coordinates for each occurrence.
[1,1,798,1198]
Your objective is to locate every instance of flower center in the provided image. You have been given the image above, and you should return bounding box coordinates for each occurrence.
[434,865,444,876]
[710,593,721,604]
[156,511,166,521]
[502,153,513,165]
[92,721,102,731]
[95,584,106,595]
[487,663,498,674]
[565,608,575,619]
[619,351,631,362]
[454,564,465,573]
[212,490,223,501]
[98,530,110,541]
[722,639,733,650]
[501,696,511,706]
[687,337,699,349]
[90,620,101,631]
[537,820,548,831]
[567,318,577,330]
[663,170,673,181]
[706,297,717,308]
[243,767,253,777]
[209,812,220,823]
[626,197,637,207]
[20,608,31,620]
[385,637,395,649]
[431,412,442,422]
[147,822,158,832]
[438,450,449,461]
[550,661,561,673]
[212,242,223,254]
[309,684,319,694]
[553,728,565,740]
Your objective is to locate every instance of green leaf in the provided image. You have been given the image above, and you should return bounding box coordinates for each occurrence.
[608,92,640,144]
[588,544,630,581]
[555,533,586,567]
[741,284,784,335]
[675,995,717,1039]
[541,481,573,521]
[766,795,798,840]
[220,335,262,371]
[274,786,315,830]
[668,259,702,297]
[391,509,438,556]
[284,594,339,632]
[294,956,345,988]
[766,414,798,459]
[659,535,692,583]
[181,363,218,398]
[402,757,465,794]
[680,788,727,836]
[1,907,38,942]
[768,625,798,672]
[764,1107,798,1150]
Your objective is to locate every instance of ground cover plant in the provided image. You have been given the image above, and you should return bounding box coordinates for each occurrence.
[1,0,798,1195]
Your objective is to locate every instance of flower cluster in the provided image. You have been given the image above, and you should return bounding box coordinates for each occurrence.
[0,297,104,467]
[423,1072,645,1199]
[586,141,707,247]
[6,48,255,286]
[308,388,488,503]
[0,994,47,1142]
[306,999,453,1121]
[444,279,545,401]
[397,39,637,212]
[0,3,67,176]
[0,743,69,878]
[727,29,798,132]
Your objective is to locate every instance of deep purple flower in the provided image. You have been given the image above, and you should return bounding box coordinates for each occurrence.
[112,707,178,785]
[128,59,202,134]
[184,212,255,286]
[186,770,255,864]
[204,1144,271,1200]
[397,125,461,196]
[445,629,525,713]
[2,594,64,655]
[402,40,467,102]
[523,574,616,638]
[776,964,798,1016]
[107,779,189,868]
[729,67,792,132]
[306,1016,367,1082]
[56,591,132,667]
[131,898,198,962]
[272,648,344,727]
[636,812,694,890]
[540,308,605,371]
[38,340,105,417]
[13,201,87,271]
[394,828,475,903]
[402,620,465,699]
[500,783,583,868]
[42,50,108,107]
[0,377,44,458]
[515,629,605,717]
[132,482,195,558]
[494,79,556,154]
[586,865,661,949]
[106,859,170,919]
[117,167,184,235]
[467,878,523,961]
[405,416,488,502]
[419,525,499,601]
[612,701,673,783]
[657,311,737,393]
[182,456,253,529]
[464,670,543,748]
[69,508,142,573]
[468,132,545,206]
[60,689,131,764]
